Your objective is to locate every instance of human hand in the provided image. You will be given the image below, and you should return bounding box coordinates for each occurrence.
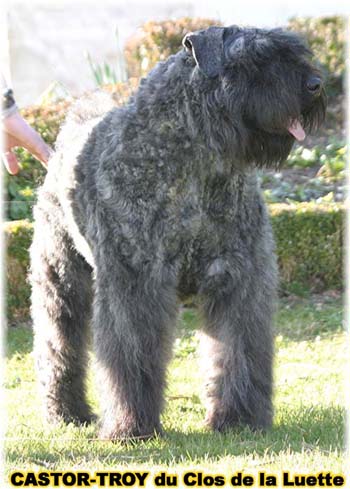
[2,110,53,174]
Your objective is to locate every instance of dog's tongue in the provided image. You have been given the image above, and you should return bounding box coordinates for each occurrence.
[287,120,305,141]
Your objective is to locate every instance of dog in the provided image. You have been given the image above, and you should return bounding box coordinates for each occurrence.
[30,25,326,439]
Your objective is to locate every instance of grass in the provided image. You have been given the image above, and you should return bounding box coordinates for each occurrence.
[4,294,346,479]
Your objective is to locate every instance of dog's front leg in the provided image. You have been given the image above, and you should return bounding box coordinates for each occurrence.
[93,252,177,441]
[199,248,277,432]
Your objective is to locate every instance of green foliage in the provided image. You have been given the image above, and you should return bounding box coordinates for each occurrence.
[262,175,338,204]
[4,220,33,324]
[271,202,343,293]
[287,146,320,169]
[87,52,120,85]
[86,56,127,87]
[262,140,346,204]
[124,17,222,78]
[287,140,345,175]
[317,141,346,180]
[7,179,35,220]
[288,16,345,97]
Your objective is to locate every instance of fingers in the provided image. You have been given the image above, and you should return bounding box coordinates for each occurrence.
[2,131,53,173]
[3,132,22,152]
[32,141,53,166]
[2,150,20,175]
[3,110,53,168]
[20,136,52,166]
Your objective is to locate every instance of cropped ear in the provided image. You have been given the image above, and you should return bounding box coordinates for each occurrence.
[182,27,224,78]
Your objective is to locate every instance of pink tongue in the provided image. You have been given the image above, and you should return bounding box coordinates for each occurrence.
[288,120,305,141]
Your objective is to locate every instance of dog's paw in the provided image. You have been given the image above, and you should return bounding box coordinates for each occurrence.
[205,407,272,433]
[45,403,96,426]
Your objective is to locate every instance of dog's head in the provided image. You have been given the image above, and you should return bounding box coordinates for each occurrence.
[182,25,326,167]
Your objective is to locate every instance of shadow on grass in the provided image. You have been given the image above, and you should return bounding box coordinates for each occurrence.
[5,404,345,467]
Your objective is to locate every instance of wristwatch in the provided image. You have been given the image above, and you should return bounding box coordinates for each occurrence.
[2,88,16,110]
[2,88,17,118]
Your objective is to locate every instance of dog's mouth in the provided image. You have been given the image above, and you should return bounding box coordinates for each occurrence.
[287,120,305,141]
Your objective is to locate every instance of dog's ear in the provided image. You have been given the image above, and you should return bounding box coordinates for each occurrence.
[182,27,223,78]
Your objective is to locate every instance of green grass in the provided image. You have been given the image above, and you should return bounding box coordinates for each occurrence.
[4,295,346,478]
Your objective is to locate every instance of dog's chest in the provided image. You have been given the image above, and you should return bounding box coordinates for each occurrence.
[154,171,253,270]
[164,172,247,234]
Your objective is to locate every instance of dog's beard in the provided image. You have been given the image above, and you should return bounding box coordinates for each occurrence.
[241,90,326,168]
[243,132,294,169]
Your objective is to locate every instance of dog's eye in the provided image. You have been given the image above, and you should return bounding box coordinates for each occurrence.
[228,36,245,57]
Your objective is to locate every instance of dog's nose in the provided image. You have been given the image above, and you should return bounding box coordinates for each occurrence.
[306,76,322,95]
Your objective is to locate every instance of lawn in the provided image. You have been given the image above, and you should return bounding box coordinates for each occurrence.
[4,293,346,482]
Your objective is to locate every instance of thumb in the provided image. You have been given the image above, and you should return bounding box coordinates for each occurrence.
[2,150,20,175]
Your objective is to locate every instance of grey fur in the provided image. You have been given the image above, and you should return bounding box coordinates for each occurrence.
[30,25,325,439]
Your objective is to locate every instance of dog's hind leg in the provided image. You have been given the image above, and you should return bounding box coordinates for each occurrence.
[30,190,94,425]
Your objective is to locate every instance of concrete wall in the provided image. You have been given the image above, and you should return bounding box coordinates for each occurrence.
[5,1,193,107]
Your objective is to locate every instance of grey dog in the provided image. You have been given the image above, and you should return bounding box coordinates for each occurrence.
[30,25,326,440]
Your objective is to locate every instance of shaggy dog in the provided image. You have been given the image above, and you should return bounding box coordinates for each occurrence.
[30,25,326,439]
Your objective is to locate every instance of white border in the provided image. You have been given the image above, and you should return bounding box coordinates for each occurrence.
[0,4,349,486]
